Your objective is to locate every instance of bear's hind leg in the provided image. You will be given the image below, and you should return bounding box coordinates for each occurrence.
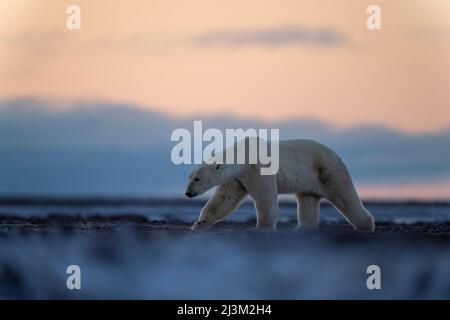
[322,179,375,231]
[295,193,320,230]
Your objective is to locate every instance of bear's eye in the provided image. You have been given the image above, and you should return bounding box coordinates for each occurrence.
[194,178,200,182]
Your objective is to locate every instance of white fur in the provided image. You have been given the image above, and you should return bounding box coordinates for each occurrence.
[185,139,375,231]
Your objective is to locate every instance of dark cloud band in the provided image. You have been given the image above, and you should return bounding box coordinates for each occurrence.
[0,98,448,195]
[193,26,347,47]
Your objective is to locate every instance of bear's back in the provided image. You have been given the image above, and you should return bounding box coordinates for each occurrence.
[276,139,341,194]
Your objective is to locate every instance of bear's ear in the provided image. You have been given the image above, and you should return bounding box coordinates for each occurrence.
[213,164,222,173]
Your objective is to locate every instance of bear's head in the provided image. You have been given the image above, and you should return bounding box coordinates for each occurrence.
[185,163,245,198]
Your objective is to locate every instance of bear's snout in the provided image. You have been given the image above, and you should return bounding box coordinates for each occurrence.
[185,191,194,198]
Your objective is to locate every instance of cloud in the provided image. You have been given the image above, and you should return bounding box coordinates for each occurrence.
[193,25,347,47]
[0,97,449,195]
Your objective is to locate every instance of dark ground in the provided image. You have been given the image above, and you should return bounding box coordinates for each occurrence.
[1,214,449,239]
[0,206,449,299]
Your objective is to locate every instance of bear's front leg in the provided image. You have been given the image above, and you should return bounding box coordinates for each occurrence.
[294,193,320,231]
[191,180,247,230]
[245,175,278,231]
[253,196,278,231]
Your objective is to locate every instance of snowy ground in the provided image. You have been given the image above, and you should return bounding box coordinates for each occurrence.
[0,198,449,299]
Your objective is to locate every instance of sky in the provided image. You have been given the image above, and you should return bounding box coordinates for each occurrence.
[0,1,449,198]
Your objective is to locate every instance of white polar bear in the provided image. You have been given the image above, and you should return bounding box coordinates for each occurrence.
[185,139,375,232]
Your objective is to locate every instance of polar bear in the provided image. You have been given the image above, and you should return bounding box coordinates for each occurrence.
[185,139,375,232]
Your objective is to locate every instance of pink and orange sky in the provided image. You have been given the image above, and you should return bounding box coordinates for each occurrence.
[0,0,449,133]
[0,1,449,198]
